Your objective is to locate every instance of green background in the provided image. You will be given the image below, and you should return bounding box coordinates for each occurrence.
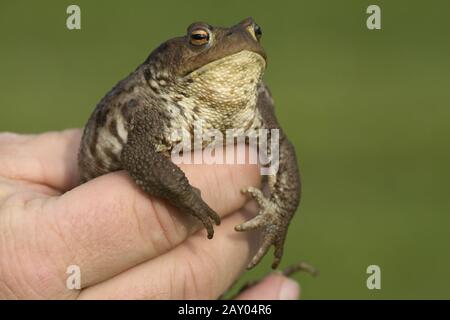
[1,0,449,299]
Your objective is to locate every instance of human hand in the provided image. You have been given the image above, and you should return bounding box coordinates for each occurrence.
[0,129,299,299]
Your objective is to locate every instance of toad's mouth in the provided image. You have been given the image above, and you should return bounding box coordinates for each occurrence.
[184,50,266,82]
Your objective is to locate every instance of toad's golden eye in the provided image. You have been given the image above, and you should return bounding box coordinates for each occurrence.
[246,23,262,41]
[254,24,262,40]
[190,29,210,46]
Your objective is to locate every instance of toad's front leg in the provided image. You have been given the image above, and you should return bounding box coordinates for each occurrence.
[236,137,301,269]
[121,109,220,239]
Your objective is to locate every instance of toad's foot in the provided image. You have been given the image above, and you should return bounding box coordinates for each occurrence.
[183,186,221,239]
[235,186,288,269]
[283,261,319,277]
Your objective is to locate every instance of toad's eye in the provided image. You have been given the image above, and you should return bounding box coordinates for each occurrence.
[190,29,210,46]
[254,24,262,40]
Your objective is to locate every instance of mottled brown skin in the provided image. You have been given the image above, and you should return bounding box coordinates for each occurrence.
[78,18,301,269]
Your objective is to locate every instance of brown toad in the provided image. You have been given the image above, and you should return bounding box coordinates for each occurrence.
[78,18,301,269]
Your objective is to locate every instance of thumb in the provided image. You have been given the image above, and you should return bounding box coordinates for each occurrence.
[234,273,300,300]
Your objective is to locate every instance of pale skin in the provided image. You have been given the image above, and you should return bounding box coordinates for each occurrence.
[0,129,299,299]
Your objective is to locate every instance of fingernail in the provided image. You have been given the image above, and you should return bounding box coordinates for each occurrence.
[278,278,300,300]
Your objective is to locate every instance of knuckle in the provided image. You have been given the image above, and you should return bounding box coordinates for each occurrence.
[177,246,221,299]
[0,132,24,146]
[0,197,66,298]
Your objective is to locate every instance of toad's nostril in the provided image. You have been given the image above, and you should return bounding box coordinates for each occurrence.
[225,31,233,37]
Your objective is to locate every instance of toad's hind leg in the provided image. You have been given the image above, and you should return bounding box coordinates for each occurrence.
[121,107,221,238]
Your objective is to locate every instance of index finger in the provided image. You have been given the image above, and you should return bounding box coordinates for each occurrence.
[0,129,82,191]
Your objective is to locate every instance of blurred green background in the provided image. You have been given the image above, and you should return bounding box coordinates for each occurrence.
[1,0,449,299]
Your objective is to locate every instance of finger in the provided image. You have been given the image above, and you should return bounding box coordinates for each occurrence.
[234,274,300,300]
[77,204,261,300]
[0,176,61,205]
[0,129,82,191]
[41,149,261,288]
